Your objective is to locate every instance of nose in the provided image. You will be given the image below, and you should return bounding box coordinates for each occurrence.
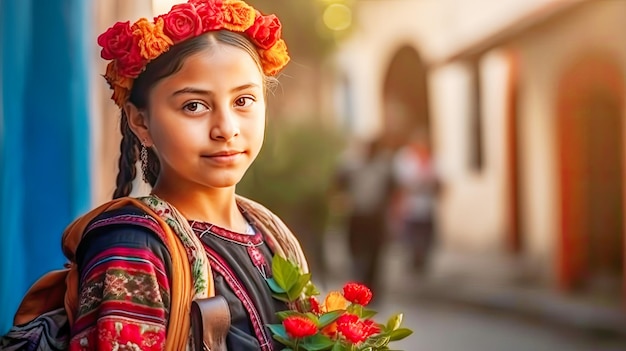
[210,107,240,142]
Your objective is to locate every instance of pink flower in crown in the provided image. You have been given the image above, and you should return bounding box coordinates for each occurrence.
[98,21,145,77]
[159,3,204,43]
[97,21,135,61]
[193,0,225,31]
[245,12,282,50]
[116,45,145,77]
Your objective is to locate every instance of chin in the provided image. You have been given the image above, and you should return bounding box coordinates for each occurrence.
[205,172,245,189]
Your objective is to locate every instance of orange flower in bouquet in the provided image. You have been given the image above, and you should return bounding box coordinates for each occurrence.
[266,255,413,351]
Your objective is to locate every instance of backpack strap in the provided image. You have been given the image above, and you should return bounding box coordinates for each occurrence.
[236,195,309,274]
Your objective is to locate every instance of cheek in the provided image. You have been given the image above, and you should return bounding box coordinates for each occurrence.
[148,116,201,157]
[251,116,266,145]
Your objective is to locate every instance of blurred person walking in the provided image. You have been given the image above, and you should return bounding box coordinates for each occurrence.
[392,130,440,273]
[334,136,396,297]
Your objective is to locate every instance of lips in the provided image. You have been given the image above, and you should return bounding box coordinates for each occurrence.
[205,150,243,157]
[201,150,245,164]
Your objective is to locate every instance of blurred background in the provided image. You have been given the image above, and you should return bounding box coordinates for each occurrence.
[2,0,626,349]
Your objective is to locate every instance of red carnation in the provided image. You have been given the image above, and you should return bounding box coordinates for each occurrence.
[309,296,322,314]
[362,319,382,337]
[97,21,135,60]
[245,13,281,50]
[282,316,318,339]
[342,282,373,306]
[338,319,379,345]
[160,3,203,43]
[336,313,359,326]
[195,0,224,30]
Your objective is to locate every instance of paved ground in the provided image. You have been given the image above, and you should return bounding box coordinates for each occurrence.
[318,231,626,351]
[376,297,625,351]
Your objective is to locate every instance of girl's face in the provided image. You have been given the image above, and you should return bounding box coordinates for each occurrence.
[144,42,266,191]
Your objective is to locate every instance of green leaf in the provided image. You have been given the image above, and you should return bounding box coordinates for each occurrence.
[318,310,344,327]
[271,293,293,303]
[267,324,288,340]
[360,308,377,320]
[347,304,363,317]
[304,281,321,296]
[287,273,313,300]
[369,335,390,348]
[301,334,335,351]
[272,334,295,348]
[389,328,413,341]
[272,255,301,292]
[303,312,320,326]
[276,310,299,320]
[386,313,403,331]
[331,341,350,351]
[267,278,287,294]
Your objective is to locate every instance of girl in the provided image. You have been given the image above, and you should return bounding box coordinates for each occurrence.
[7,1,307,350]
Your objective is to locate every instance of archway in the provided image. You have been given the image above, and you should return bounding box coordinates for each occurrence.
[382,46,430,148]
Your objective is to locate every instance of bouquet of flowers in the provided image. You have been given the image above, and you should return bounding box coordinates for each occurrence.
[266,255,413,351]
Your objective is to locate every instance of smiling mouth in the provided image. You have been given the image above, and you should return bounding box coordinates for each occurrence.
[203,151,244,158]
[201,151,245,164]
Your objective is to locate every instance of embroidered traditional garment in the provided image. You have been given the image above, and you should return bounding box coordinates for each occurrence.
[192,220,287,350]
[3,195,307,351]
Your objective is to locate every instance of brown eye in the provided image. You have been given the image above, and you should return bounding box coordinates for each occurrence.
[183,101,209,114]
[234,96,254,108]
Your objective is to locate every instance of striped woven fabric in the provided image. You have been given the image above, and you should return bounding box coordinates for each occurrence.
[69,245,170,351]
[0,307,69,351]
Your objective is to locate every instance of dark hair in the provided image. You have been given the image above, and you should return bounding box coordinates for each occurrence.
[112,31,276,199]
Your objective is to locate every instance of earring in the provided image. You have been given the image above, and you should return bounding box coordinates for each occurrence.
[140,142,148,183]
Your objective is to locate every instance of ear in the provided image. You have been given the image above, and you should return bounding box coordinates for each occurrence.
[124,102,152,146]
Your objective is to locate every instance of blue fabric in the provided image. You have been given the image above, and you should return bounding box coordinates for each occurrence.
[0,0,91,333]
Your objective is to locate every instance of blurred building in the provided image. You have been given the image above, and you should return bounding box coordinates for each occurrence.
[331,0,625,306]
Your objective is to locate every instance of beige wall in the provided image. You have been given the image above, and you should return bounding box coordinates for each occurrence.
[90,0,154,206]
[429,51,510,252]
[516,0,626,281]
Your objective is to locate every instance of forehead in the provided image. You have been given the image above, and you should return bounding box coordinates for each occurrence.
[157,42,264,90]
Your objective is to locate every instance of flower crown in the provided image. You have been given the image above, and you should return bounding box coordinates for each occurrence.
[98,0,289,108]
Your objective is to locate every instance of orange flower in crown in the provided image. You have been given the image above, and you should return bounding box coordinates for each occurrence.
[98,0,290,108]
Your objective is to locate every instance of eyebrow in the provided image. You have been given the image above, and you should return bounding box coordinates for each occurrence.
[171,83,261,97]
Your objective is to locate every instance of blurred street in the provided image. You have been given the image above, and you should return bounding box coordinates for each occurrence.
[320,231,626,351]
[377,297,625,351]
